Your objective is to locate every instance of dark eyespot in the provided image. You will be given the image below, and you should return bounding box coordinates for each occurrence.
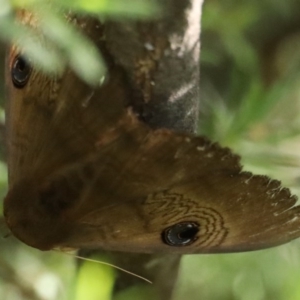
[162,222,199,246]
[11,55,32,88]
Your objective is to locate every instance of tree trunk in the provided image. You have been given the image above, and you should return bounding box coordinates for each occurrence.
[105,0,201,133]
[78,0,203,298]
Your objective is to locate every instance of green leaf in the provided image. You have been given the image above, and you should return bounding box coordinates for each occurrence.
[61,0,160,19]
[74,255,116,300]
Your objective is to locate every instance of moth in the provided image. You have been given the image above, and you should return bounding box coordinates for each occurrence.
[3,48,300,254]
[3,9,300,254]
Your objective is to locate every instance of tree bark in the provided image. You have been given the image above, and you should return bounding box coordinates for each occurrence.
[105,0,201,133]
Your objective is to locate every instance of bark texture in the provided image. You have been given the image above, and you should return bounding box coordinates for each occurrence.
[105,0,201,133]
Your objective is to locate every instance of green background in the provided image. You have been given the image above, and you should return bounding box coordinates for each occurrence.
[1,0,300,299]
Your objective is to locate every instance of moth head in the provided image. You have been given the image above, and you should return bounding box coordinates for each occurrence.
[3,177,73,250]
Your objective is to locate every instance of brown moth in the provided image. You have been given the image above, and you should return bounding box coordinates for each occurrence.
[4,14,300,254]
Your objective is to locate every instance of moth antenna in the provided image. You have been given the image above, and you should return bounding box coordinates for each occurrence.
[54,249,152,284]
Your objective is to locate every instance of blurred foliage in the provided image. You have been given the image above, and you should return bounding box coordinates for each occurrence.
[199,0,300,196]
[1,0,300,300]
[0,0,159,84]
[74,254,116,300]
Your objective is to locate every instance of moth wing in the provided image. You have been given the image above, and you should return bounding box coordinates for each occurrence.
[60,112,300,253]
[6,18,128,184]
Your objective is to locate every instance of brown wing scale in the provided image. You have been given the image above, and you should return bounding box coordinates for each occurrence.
[4,111,300,253]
